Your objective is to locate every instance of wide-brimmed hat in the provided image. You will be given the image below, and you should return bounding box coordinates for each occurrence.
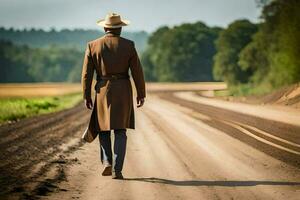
[96,13,130,28]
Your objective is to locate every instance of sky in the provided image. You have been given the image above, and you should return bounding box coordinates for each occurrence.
[0,0,261,32]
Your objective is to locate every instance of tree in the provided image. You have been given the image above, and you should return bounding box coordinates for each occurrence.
[0,41,83,83]
[213,19,258,85]
[142,23,220,82]
[239,0,300,89]
[0,40,34,82]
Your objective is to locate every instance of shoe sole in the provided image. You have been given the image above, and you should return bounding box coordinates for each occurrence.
[112,173,124,179]
[112,176,124,179]
[102,166,112,176]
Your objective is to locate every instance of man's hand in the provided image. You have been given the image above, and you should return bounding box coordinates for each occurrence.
[137,97,145,108]
[85,98,93,110]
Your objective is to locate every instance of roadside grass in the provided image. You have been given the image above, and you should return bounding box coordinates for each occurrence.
[0,92,82,123]
[215,83,274,97]
[214,89,230,97]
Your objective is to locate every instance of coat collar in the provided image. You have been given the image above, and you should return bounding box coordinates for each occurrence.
[105,30,121,37]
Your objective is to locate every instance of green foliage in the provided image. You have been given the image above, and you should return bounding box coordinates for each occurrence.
[0,27,148,53]
[238,0,300,94]
[28,45,83,82]
[213,19,258,85]
[0,40,83,82]
[0,92,82,123]
[212,0,300,96]
[238,28,270,84]
[227,83,272,96]
[141,49,157,81]
[266,0,300,87]
[142,23,221,82]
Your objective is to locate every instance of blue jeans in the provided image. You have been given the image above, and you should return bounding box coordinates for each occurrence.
[98,129,127,173]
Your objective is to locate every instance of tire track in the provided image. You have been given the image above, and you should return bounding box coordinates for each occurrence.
[158,92,300,168]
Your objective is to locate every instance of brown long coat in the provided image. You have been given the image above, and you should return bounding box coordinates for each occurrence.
[81,31,146,142]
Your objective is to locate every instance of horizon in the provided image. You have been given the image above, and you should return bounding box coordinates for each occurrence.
[0,0,261,33]
[0,26,148,33]
[0,16,257,33]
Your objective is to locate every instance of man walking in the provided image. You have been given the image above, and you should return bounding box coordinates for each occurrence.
[81,13,146,179]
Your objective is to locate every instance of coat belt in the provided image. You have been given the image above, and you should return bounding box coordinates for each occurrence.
[96,73,129,81]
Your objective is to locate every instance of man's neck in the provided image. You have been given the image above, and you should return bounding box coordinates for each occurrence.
[105,29,121,36]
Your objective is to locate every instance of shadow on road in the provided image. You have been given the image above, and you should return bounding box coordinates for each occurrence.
[123,177,300,187]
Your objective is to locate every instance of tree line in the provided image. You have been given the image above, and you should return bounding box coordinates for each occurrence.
[141,23,221,82]
[0,28,148,83]
[0,27,148,52]
[213,0,300,94]
[0,40,82,82]
[141,0,300,95]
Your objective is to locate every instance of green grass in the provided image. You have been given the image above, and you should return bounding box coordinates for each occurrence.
[214,83,275,97]
[0,92,83,123]
[214,90,230,97]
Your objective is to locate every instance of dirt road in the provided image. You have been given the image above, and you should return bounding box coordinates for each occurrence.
[1,92,299,200]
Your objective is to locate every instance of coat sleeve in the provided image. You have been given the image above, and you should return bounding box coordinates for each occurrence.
[81,43,95,99]
[129,42,146,99]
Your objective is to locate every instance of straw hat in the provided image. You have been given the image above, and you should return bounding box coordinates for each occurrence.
[96,13,130,28]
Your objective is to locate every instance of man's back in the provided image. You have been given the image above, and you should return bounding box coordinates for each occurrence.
[81,28,146,130]
[88,33,135,75]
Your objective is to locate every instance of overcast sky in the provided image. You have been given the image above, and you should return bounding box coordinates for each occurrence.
[0,0,261,32]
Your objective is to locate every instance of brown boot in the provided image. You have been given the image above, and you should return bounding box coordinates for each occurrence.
[112,171,124,179]
[102,161,112,176]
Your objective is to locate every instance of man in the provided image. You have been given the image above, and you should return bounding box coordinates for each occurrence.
[81,13,146,179]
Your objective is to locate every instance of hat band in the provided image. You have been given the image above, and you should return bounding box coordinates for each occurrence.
[105,21,124,26]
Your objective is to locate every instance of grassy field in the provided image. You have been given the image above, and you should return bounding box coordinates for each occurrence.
[0,83,83,124]
[0,92,83,123]
[0,83,81,97]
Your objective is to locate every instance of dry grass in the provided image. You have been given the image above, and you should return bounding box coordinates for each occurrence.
[0,82,81,98]
[0,81,227,98]
[146,82,227,92]
[0,92,83,123]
